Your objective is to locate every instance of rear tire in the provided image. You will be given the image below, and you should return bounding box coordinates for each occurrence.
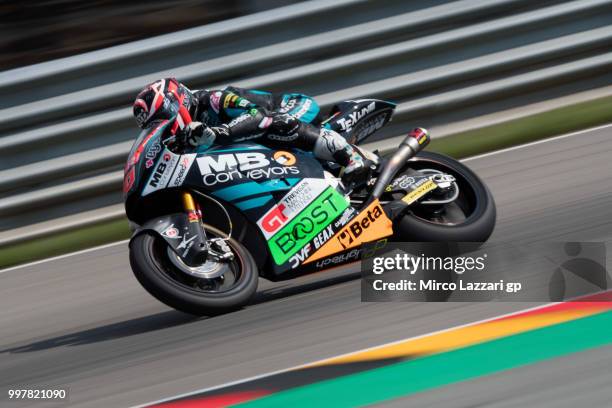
[129,226,258,316]
[394,151,496,242]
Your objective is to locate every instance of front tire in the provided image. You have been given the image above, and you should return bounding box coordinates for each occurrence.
[129,226,258,316]
[394,151,496,242]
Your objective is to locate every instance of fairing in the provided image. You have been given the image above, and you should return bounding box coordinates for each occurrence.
[124,100,398,278]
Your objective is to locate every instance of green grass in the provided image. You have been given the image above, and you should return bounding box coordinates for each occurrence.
[1,95,612,269]
[429,94,612,158]
[0,218,131,268]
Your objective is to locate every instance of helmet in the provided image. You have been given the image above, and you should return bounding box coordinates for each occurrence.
[133,78,196,129]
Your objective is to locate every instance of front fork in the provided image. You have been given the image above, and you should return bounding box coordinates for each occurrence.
[178,190,209,264]
[181,191,202,224]
[182,190,234,262]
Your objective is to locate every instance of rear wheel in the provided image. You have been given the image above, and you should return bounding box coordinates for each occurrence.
[392,151,496,242]
[129,225,258,315]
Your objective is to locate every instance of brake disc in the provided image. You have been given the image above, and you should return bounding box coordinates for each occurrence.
[166,248,227,279]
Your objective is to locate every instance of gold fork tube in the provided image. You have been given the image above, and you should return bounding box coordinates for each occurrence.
[181,191,196,212]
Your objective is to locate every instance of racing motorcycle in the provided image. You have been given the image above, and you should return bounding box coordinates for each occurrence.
[124,99,496,315]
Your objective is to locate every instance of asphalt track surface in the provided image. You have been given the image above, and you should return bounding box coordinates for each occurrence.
[1,126,611,407]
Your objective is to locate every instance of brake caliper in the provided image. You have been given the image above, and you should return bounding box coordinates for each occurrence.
[208,238,234,262]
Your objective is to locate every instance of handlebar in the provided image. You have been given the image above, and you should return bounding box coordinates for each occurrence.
[163,136,178,146]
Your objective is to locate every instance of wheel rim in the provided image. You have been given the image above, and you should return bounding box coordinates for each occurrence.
[153,231,245,294]
[166,248,226,279]
[386,164,480,227]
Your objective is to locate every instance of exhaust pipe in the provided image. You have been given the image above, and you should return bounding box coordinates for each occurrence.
[370,128,430,200]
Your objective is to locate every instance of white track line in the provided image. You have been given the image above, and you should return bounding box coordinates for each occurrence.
[462,122,612,162]
[131,295,594,408]
[3,121,610,275]
[0,240,129,275]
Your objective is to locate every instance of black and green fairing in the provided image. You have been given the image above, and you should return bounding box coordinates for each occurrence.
[188,143,351,276]
[124,126,351,278]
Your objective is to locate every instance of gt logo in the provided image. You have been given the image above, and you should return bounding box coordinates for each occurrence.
[257,179,330,239]
[261,204,288,233]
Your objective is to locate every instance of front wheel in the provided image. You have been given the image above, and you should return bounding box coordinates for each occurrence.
[129,225,258,316]
[393,151,496,242]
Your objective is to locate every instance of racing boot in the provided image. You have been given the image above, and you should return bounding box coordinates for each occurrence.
[314,128,377,188]
[342,147,376,188]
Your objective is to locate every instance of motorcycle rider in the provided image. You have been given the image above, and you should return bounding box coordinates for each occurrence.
[132,78,374,185]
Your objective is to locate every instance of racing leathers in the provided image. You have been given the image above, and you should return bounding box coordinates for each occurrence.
[179,86,371,184]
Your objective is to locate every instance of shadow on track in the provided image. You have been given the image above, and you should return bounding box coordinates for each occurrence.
[1,267,361,354]
[0,310,197,353]
[251,268,361,305]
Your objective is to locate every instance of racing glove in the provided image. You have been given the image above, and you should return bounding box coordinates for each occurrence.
[183,122,230,148]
